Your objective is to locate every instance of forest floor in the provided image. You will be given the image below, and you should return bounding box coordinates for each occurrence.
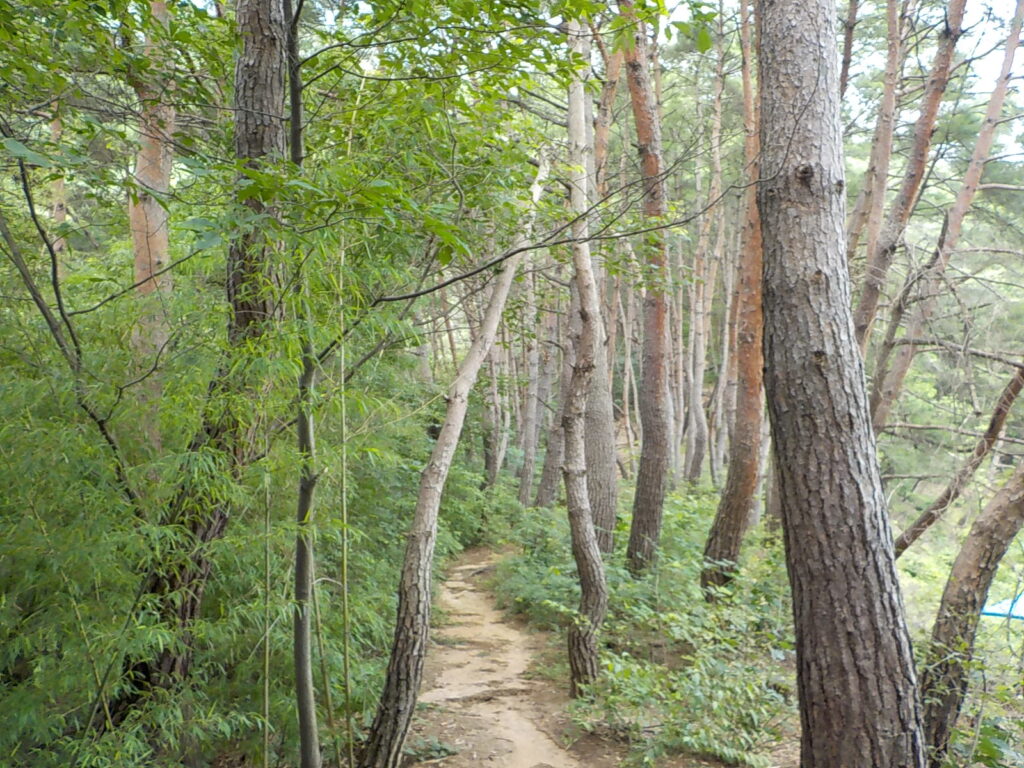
[403,548,731,768]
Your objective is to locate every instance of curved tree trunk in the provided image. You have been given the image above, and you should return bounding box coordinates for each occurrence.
[563,21,608,695]
[621,0,671,575]
[920,462,1024,766]
[357,160,548,768]
[853,0,966,353]
[870,1,1022,432]
[849,0,902,356]
[895,364,1024,556]
[758,0,926,763]
[701,0,763,594]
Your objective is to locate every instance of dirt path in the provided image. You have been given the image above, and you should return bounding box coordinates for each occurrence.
[405,548,604,768]
[405,549,734,768]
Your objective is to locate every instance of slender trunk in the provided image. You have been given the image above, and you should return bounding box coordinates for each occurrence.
[294,342,320,768]
[684,21,725,484]
[285,3,321,764]
[535,301,570,508]
[839,0,859,99]
[621,0,671,575]
[758,0,926,761]
[129,0,175,450]
[564,22,609,695]
[49,109,67,280]
[895,365,1024,556]
[920,462,1024,766]
[482,324,510,490]
[701,0,764,593]
[358,160,548,768]
[853,0,966,351]
[518,273,542,505]
[582,60,620,552]
[850,0,902,357]
[870,3,1022,432]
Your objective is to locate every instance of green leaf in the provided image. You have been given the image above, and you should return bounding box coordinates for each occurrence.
[1,138,53,167]
[696,25,713,53]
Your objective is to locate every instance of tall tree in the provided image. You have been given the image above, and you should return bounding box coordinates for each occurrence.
[357,160,548,768]
[758,0,926,762]
[129,0,176,448]
[103,0,288,723]
[562,19,608,695]
[852,0,966,354]
[701,0,763,593]
[621,0,671,575]
[870,0,1022,432]
[284,0,321,763]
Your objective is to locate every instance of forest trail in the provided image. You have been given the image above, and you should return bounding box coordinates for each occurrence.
[405,549,721,768]
[406,548,586,768]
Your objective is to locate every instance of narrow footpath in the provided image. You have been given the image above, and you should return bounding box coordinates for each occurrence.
[404,549,730,768]
[405,549,597,768]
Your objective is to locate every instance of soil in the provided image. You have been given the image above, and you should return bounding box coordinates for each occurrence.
[403,548,731,768]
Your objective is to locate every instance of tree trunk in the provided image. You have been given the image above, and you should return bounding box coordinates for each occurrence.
[849,0,902,357]
[852,0,966,352]
[684,22,725,485]
[129,0,175,450]
[518,273,542,505]
[839,0,859,99]
[285,2,321,763]
[357,161,548,768]
[536,288,574,508]
[895,365,1024,556]
[102,0,288,727]
[701,0,763,594]
[870,1,1022,432]
[563,21,609,695]
[621,0,671,575]
[482,344,506,488]
[49,109,67,280]
[758,0,926,762]
[920,462,1024,766]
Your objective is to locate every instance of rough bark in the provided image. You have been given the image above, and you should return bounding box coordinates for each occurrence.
[758,0,926,763]
[853,0,966,352]
[357,162,547,768]
[895,365,1024,556]
[701,0,763,594]
[870,1,1022,432]
[563,22,609,696]
[920,462,1024,766]
[621,0,671,575]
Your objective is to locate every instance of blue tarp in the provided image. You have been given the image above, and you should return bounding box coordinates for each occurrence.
[981,593,1024,621]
